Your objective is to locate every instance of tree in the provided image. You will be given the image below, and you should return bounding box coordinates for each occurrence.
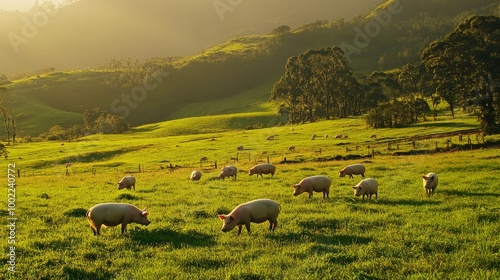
[422,15,500,133]
[270,25,291,35]
[0,108,14,145]
[270,47,359,123]
[83,108,130,134]
[83,108,108,133]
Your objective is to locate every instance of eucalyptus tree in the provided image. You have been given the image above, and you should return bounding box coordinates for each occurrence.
[422,15,500,133]
[270,46,358,123]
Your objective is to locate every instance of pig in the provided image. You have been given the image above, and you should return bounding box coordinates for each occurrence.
[422,172,438,195]
[249,163,276,179]
[86,203,150,236]
[339,164,366,179]
[190,170,202,181]
[335,134,343,139]
[218,199,280,235]
[219,165,237,180]
[288,146,296,152]
[117,175,136,190]
[292,175,331,198]
[352,178,378,200]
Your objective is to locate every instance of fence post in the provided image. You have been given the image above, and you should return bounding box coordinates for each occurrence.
[267,156,270,163]
[138,164,141,173]
[17,169,20,178]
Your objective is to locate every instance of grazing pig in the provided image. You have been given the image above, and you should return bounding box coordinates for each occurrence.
[267,135,275,140]
[249,163,276,179]
[288,146,296,152]
[339,164,365,179]
[117,176,136,190]
[335,134,343,139]
[237,145,244,151]
[86,203,150,236]
[190,170,202,181]
[422,172,438,195]
[218,199,280,235]
[292,175,331,198]
[219,165,237,180]
[352,178,378,200]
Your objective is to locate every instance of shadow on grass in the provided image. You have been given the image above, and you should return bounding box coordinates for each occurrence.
[129,228,216,248]
[374,198,442,206]
[267,232,371,246]
[62,266,113,280]
[411,121,477,128]
[440,189,500,197]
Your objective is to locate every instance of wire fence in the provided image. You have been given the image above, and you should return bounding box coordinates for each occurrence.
[15,130,491,178]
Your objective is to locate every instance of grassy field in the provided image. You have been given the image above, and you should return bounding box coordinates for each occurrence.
[1,112,499,279]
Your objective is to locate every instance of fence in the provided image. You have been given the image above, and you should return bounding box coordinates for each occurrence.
[15,130,489,178]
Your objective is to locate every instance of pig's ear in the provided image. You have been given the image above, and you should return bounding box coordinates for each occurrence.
[218,215,226,220]
[142,211,149,216]
[142,207,148,211]
[351,186,356,189]
[421,175,427,180]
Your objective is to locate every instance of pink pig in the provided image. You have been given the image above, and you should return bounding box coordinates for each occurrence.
[218,199,280,235]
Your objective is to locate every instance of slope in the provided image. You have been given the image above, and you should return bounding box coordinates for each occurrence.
[2,0,498,136]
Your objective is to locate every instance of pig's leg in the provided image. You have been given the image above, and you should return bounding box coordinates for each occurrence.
[121,223,128,234]
[245,223,251,234]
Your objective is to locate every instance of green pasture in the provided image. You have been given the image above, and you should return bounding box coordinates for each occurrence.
[1,113,499,279]
[2,148,499,279]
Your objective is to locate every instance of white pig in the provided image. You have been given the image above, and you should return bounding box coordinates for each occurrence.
[249,163,276,178]
[218,199,280,235]
[292,175,331,198]
[422,172,438,195]
[86,203,150,236]
[352,178,378,200]
[219,166,237,180]
[339,164,365,179]
[190,170,202,181]
[117,176,136,190]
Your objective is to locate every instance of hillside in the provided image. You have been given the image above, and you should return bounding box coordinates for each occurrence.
[0,0,382,76]
[2,0,499,137]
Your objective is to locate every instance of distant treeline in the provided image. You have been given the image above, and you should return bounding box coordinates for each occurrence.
[270,16,500,134]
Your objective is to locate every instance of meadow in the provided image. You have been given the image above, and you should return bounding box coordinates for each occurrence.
[2,113,500,280]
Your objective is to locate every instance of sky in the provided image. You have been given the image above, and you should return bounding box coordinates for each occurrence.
[0,0,39,11]
[0,0,68,11]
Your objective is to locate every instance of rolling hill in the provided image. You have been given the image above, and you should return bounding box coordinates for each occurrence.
[0,0,383,76]
[1,0,499,137]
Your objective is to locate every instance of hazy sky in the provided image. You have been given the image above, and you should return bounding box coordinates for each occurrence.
[0,0,39,11]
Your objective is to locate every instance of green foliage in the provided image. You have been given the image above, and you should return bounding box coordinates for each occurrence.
[422,15,500,134]
[83,108,130,134]
[365,98,431,128]
[270,47,360,123]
